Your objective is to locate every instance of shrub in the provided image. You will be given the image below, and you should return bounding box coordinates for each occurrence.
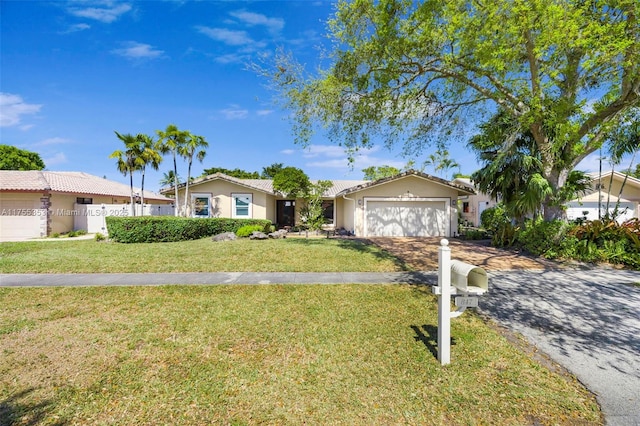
[236,225,266,238]
[106,217,272,243]
[569,219,640,268]
[516,219,576,258]
[95,233,107,242]
[480,204,510,233]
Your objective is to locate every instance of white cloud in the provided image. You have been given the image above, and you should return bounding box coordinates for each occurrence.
[43,152,68,166]
[67,3,132,23]
[34,137,71,147]
[61,23,91,34]
[112,42,164,60]
[196,26,254,46]
[284,144,403,173]
[257,109,274,116]
[0,93,42,127]
[229,10,284,34]
[219,105,249,120]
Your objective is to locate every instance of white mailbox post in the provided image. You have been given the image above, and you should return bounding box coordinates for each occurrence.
[432,239,488,365]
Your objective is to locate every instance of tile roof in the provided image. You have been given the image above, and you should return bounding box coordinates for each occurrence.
[164,170,473,198]
[167,172,367,197]
[0,171,171,201]
[337,170,475,196]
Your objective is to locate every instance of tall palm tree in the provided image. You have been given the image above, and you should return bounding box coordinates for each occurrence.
[136,133,163,213]
[156,124,189,216]
[159,170,181,189]
[180,133,209,216]
[110,131,143,216]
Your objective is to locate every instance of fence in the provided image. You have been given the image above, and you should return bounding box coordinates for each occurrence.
[73,203,175,234]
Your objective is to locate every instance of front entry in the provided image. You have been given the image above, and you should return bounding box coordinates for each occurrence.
[276,200,295,228]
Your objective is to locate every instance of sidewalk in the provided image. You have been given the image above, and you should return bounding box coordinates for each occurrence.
[0,271,439,287]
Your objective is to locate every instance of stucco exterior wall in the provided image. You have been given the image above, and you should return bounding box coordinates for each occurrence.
[177,180,275,221]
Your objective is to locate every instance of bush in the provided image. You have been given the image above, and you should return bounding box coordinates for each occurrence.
[480,204,517,247]
[236,225,266,238]
[95,233,107,242]
[106,217,272,243]
[569,219,640,268]
[517,219,577,259]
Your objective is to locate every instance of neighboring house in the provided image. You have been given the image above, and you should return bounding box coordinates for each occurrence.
[0,171,173,240]
[453,177,498,227]
[161,170,474,237]
[566,171,640,223]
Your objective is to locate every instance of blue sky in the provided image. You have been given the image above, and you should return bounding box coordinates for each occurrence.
[0,1,629,192]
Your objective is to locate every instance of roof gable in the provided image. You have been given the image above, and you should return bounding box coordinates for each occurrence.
[337,170,475,196]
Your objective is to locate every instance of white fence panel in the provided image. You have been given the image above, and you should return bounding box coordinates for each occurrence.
[74,204,175,234]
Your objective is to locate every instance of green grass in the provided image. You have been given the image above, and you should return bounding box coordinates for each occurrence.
[0,238,407,273]
[0,285,600,425]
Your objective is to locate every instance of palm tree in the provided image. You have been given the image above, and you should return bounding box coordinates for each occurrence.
[469,111,590,222]
[110,131,143,216]
[159,170,181,189]
[136,134,163,213]
[156,124,190,216]
[180,133,208,216]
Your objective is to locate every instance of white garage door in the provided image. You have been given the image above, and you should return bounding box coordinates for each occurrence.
[0,199,44,240]
[365,200,448,237]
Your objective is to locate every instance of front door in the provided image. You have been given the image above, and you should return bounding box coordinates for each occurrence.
[276,200,295,228]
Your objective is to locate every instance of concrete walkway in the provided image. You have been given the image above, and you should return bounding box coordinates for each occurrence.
[2,268,639,424]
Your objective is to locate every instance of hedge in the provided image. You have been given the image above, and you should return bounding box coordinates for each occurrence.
[105,216,272,243]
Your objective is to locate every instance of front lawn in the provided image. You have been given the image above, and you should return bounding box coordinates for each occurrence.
[0,285,600,425]
[0,238,408,273]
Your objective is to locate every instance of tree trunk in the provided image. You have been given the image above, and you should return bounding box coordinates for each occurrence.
[129,172,136,217]
[173,151,180,217]
[542,168,569,221]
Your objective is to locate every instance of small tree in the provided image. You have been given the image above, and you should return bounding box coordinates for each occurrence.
[362,165,400,180]
[0,145,45,170]
[261,163,285,179]
[299,180,333,231]
[272,167,310,198]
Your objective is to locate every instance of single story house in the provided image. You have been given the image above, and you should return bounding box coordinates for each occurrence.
[161,170,475,237]
[0,171,173,240]
[566,171,640,223]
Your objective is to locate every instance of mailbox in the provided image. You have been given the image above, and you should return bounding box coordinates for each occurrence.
[450,260,488,296]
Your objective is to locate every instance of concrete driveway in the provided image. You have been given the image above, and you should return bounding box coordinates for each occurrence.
[479,268,640,425]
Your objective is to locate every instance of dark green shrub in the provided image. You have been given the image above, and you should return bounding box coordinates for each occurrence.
[236,225,266,237]
[480,204,510,233]
[106,217,271,243]
[516,219,575,258]
[569,219,640,268]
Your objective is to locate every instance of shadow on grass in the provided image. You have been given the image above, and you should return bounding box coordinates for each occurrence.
[284,237,413,271]
[0,388,65,426]
[411,324,457,361]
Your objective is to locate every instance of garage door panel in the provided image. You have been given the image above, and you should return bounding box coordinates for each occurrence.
[0,199,44,240]
[366,200,447,237]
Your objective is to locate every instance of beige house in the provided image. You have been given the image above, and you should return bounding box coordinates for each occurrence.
[566,171,640,223]
[162,170,475,237]
[453,177,498,227]
[0,171,173,240]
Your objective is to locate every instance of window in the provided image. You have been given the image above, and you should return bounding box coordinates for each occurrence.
[322,200,334,224]
[76,197,93,204]
[462,202,470,213]
[192,193,210,218]
[232,193,252,218]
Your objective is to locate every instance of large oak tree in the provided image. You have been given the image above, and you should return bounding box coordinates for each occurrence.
[265,0,639,220]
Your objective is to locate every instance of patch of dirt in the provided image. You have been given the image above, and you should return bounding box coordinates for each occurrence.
[363,237,561,271]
